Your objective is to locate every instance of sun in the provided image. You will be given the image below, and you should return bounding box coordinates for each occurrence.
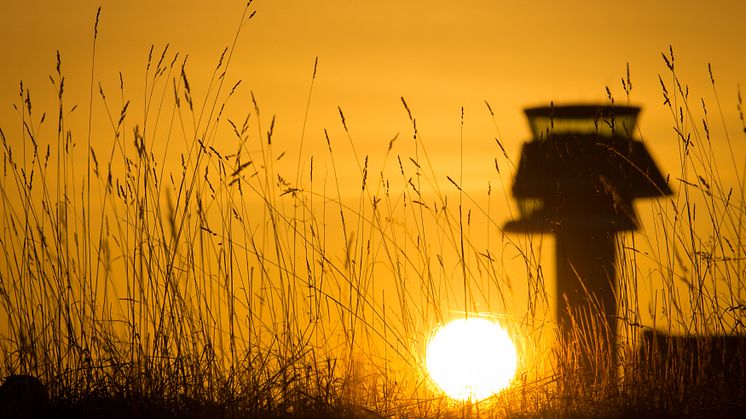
[426,317,518,401]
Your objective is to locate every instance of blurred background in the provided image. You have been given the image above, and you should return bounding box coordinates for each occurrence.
[1,0,744,378]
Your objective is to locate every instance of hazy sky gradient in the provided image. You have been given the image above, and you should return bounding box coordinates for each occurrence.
[3,1,744,167]
[1,0,744,334]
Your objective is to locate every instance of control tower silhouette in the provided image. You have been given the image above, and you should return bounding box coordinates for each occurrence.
[504,104,671,375]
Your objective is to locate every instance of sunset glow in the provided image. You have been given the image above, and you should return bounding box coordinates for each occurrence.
[0,0,744,416]
[426,317,517,401]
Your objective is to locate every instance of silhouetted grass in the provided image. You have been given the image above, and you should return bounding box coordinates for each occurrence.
[1,5,745,418]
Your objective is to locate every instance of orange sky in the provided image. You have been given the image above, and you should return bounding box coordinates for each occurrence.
[1,0,744,339]
[3,1,744,171]
[3,0,744,235]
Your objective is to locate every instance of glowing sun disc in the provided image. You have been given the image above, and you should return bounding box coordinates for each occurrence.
[426,317,517,401]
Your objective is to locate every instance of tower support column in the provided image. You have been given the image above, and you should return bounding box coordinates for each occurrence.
[555,228,617,377]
